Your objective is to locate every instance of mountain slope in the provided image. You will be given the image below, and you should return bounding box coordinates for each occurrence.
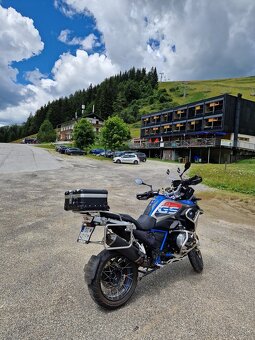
[159,76,255,105]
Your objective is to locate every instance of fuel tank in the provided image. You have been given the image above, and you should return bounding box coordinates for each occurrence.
[143,194,195,219]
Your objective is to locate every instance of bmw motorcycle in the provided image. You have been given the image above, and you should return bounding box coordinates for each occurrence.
[65,162,204,309]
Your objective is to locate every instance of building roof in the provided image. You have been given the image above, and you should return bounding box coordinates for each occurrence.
[85,113,104,121]
[60,119,77,127]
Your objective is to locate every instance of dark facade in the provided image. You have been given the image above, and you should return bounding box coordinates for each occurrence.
[136,94,255,163]
[141,94,255,140]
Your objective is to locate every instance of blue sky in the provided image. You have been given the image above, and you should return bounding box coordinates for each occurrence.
[3,0,103,84]
[0,0,255,126]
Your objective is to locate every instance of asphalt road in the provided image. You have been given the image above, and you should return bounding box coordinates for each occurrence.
[0,143,62,173]
[0,144,254,340]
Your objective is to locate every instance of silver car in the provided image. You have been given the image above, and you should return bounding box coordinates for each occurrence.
[113,153,140,164]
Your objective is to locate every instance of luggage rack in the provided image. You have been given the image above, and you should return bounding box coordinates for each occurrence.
[77,211,136,250]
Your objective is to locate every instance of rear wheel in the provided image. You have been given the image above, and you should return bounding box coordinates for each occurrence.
[188,247,203,273]
[134,160,138,164]
[86,250,138,309]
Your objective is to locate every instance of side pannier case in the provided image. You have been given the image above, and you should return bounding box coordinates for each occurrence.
[64,189,109,212]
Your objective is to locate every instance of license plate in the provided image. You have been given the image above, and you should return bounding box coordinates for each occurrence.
[77,225,94,243]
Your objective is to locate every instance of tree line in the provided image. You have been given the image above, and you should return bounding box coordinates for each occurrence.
[0,67,170,143]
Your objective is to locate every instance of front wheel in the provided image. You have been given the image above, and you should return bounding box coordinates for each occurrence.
[86,250,138,309]
[116,159,121,164]
[188,247,203,273]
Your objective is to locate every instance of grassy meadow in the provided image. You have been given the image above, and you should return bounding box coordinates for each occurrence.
[190,158,255,195]
[159,76,255,106]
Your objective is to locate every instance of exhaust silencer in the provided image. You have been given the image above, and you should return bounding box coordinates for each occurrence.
[106,233,143,264]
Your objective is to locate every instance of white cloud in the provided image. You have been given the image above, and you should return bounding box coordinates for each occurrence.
[0,5,118,125]
[0,48,119,125]
[58,0,255,80]
[58,29,99,51]
[1,0,255,126]
[50,49,119,94]
[0,6,43,64]
[25,68,48,85]
[0,6,44,115]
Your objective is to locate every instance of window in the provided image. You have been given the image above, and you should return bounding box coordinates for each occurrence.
[205,100,223,114]
[173,108,187,120]
[204,117,222,129]
[173,123,186,132]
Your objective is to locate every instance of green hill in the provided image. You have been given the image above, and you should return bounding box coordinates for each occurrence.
[138,75,255,117]
[159,76,255,106]
[2,70,255,143]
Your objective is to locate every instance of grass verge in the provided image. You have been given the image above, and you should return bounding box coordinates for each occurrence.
[35,143,57,150]
[189,159,255,195]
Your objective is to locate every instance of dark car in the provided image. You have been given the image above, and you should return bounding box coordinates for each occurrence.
[90,148,104,155]
[97,150,114,158]
[65,147,85,155]
[55,144,67,152]
[113,151,126,157]
[135,152,147,162]
[23,138,37,144]
[58,145,68,154]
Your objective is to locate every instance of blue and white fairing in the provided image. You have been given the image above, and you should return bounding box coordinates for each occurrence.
[144,194,195,219]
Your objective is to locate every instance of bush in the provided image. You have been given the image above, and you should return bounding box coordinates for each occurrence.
[72,118,95,149]
[37,120,56,142]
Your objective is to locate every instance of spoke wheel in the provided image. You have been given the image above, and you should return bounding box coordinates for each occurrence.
[100,256,135,301]
[86,250,138,309]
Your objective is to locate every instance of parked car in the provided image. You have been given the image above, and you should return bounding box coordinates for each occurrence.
[58,145,69,154]
[23,138,37,144]
[90,148,104,155]
[113,153,140,164]
[135,152,147,162]
[113,151,126,157]
[55,144,67,152]
[97,150,114,158]
[65,147,85,155]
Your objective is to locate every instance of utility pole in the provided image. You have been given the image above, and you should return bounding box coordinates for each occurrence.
[81,104,85,116]
[159,72,164,82]
[182,82,187,97]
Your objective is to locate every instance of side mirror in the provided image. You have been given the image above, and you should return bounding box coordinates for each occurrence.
[184,161,191,171]
[135,178,144,185]
[177,167,181,174]
[166,169,170,175]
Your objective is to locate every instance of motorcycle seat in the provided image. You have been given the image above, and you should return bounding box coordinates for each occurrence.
[100,211,142,229]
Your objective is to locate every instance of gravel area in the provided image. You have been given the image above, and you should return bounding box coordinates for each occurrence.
[0,144,254,340]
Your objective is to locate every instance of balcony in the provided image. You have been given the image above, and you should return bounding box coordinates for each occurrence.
[129,138,221,150]
[221,140,255,151]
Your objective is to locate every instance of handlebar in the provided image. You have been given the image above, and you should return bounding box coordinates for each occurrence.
[182,175,202,186]
[136,190,158,200]
[136,175,202,201]
[172,175,202,187]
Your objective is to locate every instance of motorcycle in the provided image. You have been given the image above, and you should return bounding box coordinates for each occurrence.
[64,162,204,309]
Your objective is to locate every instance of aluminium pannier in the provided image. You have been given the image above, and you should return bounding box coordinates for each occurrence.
[64,189,109,212]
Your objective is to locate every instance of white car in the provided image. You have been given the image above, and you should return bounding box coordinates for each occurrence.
[113,153,140,164]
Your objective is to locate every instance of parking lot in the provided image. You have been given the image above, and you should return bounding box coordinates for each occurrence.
[0,144,254,340]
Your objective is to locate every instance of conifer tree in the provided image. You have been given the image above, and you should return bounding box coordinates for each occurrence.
[37,119,56,142]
